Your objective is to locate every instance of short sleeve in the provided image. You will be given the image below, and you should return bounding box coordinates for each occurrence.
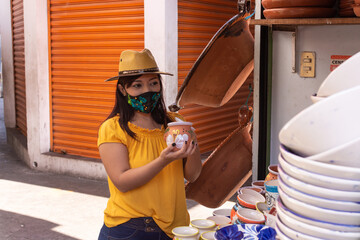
[97,117,127,147]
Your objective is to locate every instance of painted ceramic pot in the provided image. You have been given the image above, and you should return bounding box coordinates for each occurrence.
[200,231,216,240]
[265,164,278,182]
[230,200,244,223]
[172,226,199,240]
[164,122,195,150]
[264,180,279,210]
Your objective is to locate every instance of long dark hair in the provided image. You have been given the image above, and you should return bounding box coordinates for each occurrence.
[106,74,172,139]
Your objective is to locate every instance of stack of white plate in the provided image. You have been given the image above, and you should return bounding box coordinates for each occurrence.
[275,56,360,239]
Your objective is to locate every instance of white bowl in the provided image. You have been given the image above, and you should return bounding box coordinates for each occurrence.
[310,94,326,103]
[277,198,360,233]
[280,145,360,180]
[276,215,322,240]
[278,177,360,212]
[212,209,232,218]
[206,216,231,226]
[278,155,360,191]
[277,201,360,240]
[279,86,360,156]
[317,51,360,97]
[307,137,360,168]
[279,188,360,225]
[278,165,360,202]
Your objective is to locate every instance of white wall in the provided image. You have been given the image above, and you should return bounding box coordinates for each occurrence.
[144,0,178,108]
[270,25,360,164]
[0,0,16,128]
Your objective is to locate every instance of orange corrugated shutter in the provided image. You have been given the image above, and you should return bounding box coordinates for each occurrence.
[178,0,254,153]
[48,0,144,159]
[11,0,27,136]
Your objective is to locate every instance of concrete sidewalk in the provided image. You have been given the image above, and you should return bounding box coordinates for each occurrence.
[0,98,237,240]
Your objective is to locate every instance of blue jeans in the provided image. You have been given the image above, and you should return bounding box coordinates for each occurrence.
[98,217,172,240]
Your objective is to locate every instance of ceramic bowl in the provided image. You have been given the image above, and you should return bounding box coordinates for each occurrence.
[255,202,268,214]
[212,208,232,218]
[317,51,360,97]
[280,144,360,180]
[276,215,323,240]
[310,94,326,103]
[307,137,360,168]
[277,198,360,232]
[238,186,262,195]
[190,219,216,236]
[164,122,194,150]
[278,165,360,202]
[278,177,360,212]
[277,200,360,240]
[279,86,360,156]
[251,180,265,189]
[215,224,276,240]
[279,188,360,225]
[235,208,265,224]
[200,231,216,240]
[237,193,265,209]
[206,216,231,226]
[278,155,360,191]
[172,226,199,240]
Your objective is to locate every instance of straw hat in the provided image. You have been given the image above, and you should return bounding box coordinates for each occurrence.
[105,48,173,81]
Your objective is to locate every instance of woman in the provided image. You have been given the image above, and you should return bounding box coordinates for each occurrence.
[97,49,202,240]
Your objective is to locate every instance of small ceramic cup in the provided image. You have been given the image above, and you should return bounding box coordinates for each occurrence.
[172,226,199,240]
[164,122,195,150]
[264,179,279,210]
[265,164,278,182]
[212,209,232,219]
[207,215,231,226]
[190,219,216,237]
[200,231,216,240]
[255,202,268,214]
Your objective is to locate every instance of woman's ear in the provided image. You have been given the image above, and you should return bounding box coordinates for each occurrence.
[118,84,127,96]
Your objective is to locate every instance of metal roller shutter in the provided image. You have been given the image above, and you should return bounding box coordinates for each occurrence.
[48,0,144,159]
[11,0,27,136]
[178,0,254,153]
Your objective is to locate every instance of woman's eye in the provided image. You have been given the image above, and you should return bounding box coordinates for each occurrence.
[132,84,142,88]
[150,81,159,86]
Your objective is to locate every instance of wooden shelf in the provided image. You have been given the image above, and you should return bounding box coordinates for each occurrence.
[250,18,360,26]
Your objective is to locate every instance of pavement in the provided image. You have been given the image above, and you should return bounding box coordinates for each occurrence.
[0,98,238,240]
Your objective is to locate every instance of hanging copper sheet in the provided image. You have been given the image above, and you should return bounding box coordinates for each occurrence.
[185,123,253,208]
[174,14,254,109]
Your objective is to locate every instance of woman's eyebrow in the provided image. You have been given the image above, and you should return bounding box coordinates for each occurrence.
[149,77,158,81]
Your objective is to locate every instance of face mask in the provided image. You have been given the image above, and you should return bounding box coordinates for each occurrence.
[127,91,161,113]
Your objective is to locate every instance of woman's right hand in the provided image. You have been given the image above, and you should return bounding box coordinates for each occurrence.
[159,141,197,164]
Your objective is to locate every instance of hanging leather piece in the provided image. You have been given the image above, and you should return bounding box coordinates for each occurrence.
[185,123,253,208]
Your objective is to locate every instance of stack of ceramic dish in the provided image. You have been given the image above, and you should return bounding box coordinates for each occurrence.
[311,52,360,104]
[276,54,360,238]
[230,187,266,226]
[261,0,336,19]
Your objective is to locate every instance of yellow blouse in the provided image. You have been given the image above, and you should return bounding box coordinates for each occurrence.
[97,112,189,238]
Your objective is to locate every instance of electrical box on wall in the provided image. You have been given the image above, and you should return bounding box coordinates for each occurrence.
[300,52,315,78]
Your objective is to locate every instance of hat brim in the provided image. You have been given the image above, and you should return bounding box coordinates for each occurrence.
[105,71,173,82]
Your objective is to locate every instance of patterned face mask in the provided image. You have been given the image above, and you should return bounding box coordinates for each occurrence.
[127,91,161,113]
